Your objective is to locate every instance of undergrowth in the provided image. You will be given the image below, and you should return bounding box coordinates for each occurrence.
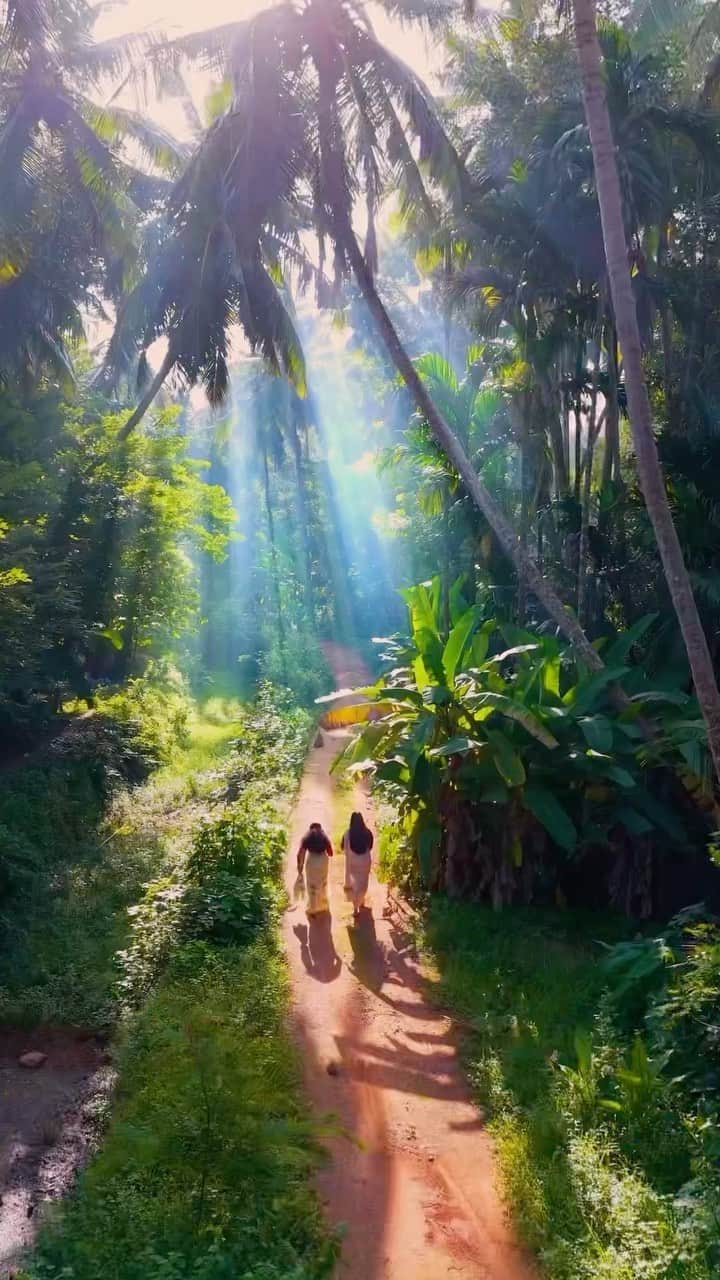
[0,674,196,1026]
[19,681,333,1280]
[0,678,304,1026]
[417,896,719,1279]
[26,943,335,1280]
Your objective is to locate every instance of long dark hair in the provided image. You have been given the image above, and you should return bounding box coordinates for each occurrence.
[304,822,328,853]
[348,811,372,854]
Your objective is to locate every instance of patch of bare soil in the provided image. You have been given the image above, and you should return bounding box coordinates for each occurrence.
[282,644,537,1280]
[0,1029,112,1276]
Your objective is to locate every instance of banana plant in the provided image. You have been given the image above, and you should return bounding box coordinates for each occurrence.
[323,576,709,904]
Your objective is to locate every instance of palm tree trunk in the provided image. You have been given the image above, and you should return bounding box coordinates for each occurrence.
[572,0,720,784]
[657,220,673,407]
[601,321,621,492]
[118,347,176,441]
[548,373,569,497]
[289,417,314,611]
[262,449,288,684]
[577,406,605,629]
[332,204,605,673]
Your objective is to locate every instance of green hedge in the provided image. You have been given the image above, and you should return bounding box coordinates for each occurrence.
[23,684,334,1280]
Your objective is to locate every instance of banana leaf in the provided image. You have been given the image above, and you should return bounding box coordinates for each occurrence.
[319,702,391,729]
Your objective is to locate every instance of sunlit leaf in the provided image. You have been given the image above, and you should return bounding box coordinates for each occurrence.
[443,605,484,683]
[99,626,124,650]
[428,736,481,759]
[487,730,526,786]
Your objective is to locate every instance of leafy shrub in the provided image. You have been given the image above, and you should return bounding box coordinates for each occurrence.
[26,945,337,1280]
[117,684,311,1005]
[341,575,711,911]
[377,822,419,893]
[186,806,285,884]
[415,898,717,1280]
[223,681,313,799]
[182,809,285,947]
[93,665,192,776]
[0,669,196,1022]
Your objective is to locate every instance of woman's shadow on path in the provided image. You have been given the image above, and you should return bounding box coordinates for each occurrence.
[346,908,387,992]
[293,913,342,983]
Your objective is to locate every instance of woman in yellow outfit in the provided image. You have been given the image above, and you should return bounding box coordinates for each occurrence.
[296,821,334,916]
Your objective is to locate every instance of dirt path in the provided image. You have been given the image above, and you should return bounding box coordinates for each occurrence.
[282,643,535,1280]
[0,1031,111,1275]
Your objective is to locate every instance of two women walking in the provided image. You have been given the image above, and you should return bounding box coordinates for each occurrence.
[341,811,374,918]
[296,811,373,920]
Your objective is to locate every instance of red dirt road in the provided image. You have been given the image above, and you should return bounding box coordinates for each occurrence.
[282,644,535,1280]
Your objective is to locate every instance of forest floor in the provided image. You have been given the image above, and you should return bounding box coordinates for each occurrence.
[283,643,536,1280]
[0,1031,111,1274]
[0,706,242,1276]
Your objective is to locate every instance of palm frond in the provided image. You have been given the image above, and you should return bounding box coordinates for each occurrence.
[67,30,169,88]
[83,103,189,173]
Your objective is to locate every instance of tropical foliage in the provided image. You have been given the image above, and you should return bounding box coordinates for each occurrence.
[0,392,233,741]
[421,899,720,1280]
[22,685,331,1280]
[338,575,712,911]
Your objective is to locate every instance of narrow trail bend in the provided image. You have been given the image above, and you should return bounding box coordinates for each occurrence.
[282,643,536,1280]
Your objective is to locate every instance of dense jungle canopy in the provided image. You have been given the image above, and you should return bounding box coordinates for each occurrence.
[5,1,720,1276]
[6,0,720,902]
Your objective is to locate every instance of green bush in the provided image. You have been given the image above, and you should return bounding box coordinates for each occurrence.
[118,802,288,1004]
[182,809,285,947]
[415,897,717,1280]
[117,686,311,1006]
[377,822,419,893]
[94,665,192,776]
[186,806,285,883]
[0,669,195,1024]
[26,944,337,1280]
[24,681,334,1280]
[223,681,313,798]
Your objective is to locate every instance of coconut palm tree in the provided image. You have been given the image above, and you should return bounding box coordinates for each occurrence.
[110,0,614,674]
[0,0,186,380]
[571,0,720,782]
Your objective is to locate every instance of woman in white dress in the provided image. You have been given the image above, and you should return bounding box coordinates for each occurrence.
[342,811,374,919]
[296,822,333,916]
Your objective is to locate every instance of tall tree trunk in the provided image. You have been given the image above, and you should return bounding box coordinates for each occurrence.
[547,370,569,498]
[289,415,314,611]
[601,321,621,492]
[330,201,605,673]
[262,449,288,685]
[573,331,584,504]
[572,0,720,784]
[657,219,673,408]
[511,398,531,624]
[578,407,605,630]
[118,347,176,441]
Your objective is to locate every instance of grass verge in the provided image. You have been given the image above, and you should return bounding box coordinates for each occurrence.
[0,697,242,1027]
[25,940,336,1280]
[418,898,717,1280]
[20,682,336,1280]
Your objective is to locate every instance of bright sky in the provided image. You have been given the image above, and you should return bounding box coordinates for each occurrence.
[96,0,444,132]
[90,1,450,388]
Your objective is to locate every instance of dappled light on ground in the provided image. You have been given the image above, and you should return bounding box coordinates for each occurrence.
[282,646,536,1280]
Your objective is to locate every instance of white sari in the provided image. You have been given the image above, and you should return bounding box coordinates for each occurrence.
[342,831,371,911]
